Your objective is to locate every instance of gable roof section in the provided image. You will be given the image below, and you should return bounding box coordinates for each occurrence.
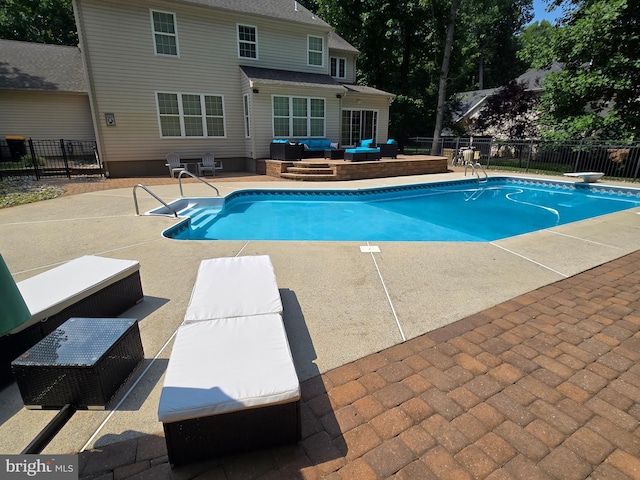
[452,63,563,122]
[175,0,330,28]
[343,84,395,98]
[328,32,359,54]
[0,39,86,92]
[240,65,346,92]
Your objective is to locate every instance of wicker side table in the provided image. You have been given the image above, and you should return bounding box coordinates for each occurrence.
[324,149,344,159]
[11,317,144,410]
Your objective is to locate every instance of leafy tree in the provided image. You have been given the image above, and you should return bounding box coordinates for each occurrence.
[305,0,533,144]
[470,80,540,138]
[517,20,558,69]
[538,0,640,140]
[0,0,77,45]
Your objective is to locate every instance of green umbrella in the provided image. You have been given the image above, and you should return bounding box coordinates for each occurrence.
[0,253,31,336]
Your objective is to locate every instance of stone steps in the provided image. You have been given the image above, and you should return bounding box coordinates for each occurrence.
[282,162,337,181]
[280,173,337,181]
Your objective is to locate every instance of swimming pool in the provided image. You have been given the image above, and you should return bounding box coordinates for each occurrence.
[157,177,640,242]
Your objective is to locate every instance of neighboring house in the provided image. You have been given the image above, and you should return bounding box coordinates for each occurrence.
[73,0,395,177]
[449,63,563,138]
[0,39,95,142]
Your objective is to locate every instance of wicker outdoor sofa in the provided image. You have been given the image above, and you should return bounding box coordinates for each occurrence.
[157,255,300,466]
[0,255,143,387]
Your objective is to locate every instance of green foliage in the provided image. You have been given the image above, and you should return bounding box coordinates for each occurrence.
[0,0,77,45]
[0,155,45,169]
[517,20,559,68]
[304,0,533,139]
[472,80,540,138]
[538,0,640,141]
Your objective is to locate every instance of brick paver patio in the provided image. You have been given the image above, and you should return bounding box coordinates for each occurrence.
[77,243,640,479]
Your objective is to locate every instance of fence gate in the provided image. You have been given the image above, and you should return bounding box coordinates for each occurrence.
[0,138,104,180]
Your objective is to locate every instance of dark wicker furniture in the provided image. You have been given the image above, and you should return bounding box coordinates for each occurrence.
[324,149,345,159]
[379,142,398,158]
[269,142,303,160]
[164,401,301,466]
[12,317,144,409]
[344,151,381,161]
[0,267,143,387]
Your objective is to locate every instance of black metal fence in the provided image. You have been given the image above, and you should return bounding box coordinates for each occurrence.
[0,138,104,180]
[406,137,640,182]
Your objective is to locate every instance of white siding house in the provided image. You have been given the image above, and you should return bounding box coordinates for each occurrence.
[73,0,395,177]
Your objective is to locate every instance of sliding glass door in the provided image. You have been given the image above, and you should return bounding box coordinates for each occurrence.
[341,109,378,146]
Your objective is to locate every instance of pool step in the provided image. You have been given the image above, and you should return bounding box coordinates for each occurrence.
[281,162,338,181]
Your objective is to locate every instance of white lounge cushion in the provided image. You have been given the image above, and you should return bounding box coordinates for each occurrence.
[158,314,300,423]
[183,255,282,323]
[13,255,140,334]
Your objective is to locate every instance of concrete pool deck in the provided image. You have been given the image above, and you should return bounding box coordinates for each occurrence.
[0,169,639,479]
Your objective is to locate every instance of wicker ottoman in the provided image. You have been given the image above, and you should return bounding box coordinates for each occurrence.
[12,317,144,409]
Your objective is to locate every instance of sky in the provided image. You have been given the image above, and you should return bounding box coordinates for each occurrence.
[530,0,564,25]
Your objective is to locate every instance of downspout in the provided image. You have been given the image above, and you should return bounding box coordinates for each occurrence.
[73,0,108,176]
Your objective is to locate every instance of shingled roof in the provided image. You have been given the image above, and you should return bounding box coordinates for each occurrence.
[0,39,86,92]
[176,0,330,28]
[240,65,346,91]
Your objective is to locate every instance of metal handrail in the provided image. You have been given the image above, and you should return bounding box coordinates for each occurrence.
[133,184,178,217]
[465,161,488,182]
[177,170,220,197]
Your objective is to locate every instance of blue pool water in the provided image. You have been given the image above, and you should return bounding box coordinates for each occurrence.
[163,177,640,242]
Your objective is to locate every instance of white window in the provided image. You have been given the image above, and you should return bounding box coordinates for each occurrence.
[331,57,346,79]
[156,92,225,138]
[151,10,179,56]
[238,24,258,59]
[273,96,325,137]
[243,94,251,138]
[307,35,324,67]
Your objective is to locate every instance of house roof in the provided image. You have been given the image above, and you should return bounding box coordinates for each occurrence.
[0,39,86,93]
[240,65,346,91]
[452,63,563,122]
[328,32,359,54]
[175,0,331,28]
[343,84,395,98]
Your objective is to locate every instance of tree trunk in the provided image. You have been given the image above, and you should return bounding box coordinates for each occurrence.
[431,0,460,156]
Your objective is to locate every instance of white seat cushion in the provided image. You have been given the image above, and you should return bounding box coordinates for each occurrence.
[158,314,300,423]
[183,255,282,323]
[14,256,140,334]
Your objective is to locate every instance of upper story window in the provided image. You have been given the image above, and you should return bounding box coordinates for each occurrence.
[151,10,179,56]
[308,35,324,67]
[331,57,346,79]
[156,92,225,138]
[238,24,258,59]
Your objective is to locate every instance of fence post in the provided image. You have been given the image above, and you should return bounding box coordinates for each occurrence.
[60,139,71,179]
[632,146,640,182]
[526,139,534,171]
[573,139,584,172]
[28,138,40,180]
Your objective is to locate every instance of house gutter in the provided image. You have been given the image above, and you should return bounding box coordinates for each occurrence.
[72,0,108,176]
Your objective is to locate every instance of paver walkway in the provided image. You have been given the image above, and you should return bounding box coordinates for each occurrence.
[78,248,640,479]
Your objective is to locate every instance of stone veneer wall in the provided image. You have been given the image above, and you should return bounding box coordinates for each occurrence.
[265,157,448,181]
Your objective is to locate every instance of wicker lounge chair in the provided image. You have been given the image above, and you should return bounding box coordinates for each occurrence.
[158,255,300,466]
[0,255,143,386]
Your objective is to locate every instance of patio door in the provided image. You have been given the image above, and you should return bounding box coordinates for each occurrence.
[341,110,378,146]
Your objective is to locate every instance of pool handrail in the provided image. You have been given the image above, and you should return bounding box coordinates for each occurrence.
[133,184,178,217]
[178,170,220,197]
